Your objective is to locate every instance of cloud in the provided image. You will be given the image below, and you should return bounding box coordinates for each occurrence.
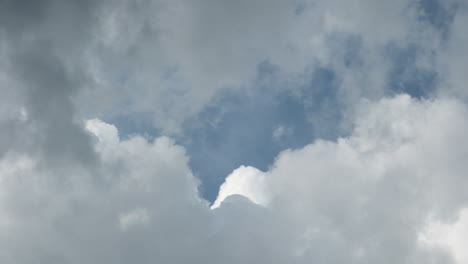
[272,125,294,142]
[0,118,207,263]
[119,208,151,231]
[1,0,452,135]
[1,95,468,263]
[1,95,467,263]
[419,208,468,264]
[210,95,468,263]
[211,165,270,209]
[265,95,468,263]
[1,0,468,263]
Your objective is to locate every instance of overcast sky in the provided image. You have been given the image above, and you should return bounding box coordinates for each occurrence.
[1,0,468,263]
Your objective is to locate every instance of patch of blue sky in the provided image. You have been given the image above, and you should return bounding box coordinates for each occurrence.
[384,43,438,99]
[180,62,342,202]
[109,56,348,203]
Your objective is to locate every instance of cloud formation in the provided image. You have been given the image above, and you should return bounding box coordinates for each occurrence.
[1,0,468,263]
[211,165,269,209]
[1,95,467,263]
[2,0,457,133]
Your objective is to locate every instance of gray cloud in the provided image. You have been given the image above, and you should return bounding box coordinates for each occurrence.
[1,0,457,134]
[0,0,100,165]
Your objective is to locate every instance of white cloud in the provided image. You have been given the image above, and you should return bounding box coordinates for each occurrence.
[419,208,468,264]
[211,165,270,209]
[0,95,468,263]
[263,95,468,263]
[0,118,207,263]
[85,118,119,146]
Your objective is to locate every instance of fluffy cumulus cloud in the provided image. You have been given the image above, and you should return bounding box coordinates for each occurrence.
[266,95,468,263]
[0,119,207,263]
[1,0,468,263]
[1,96,468,263]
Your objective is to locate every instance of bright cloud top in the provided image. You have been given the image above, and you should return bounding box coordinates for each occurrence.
[211,165,270,209]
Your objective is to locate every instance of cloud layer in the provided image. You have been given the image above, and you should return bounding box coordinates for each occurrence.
[1,95,468,263]
[1,0,468,263]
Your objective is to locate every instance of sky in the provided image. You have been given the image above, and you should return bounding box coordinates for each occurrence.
[1,0,468,263]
